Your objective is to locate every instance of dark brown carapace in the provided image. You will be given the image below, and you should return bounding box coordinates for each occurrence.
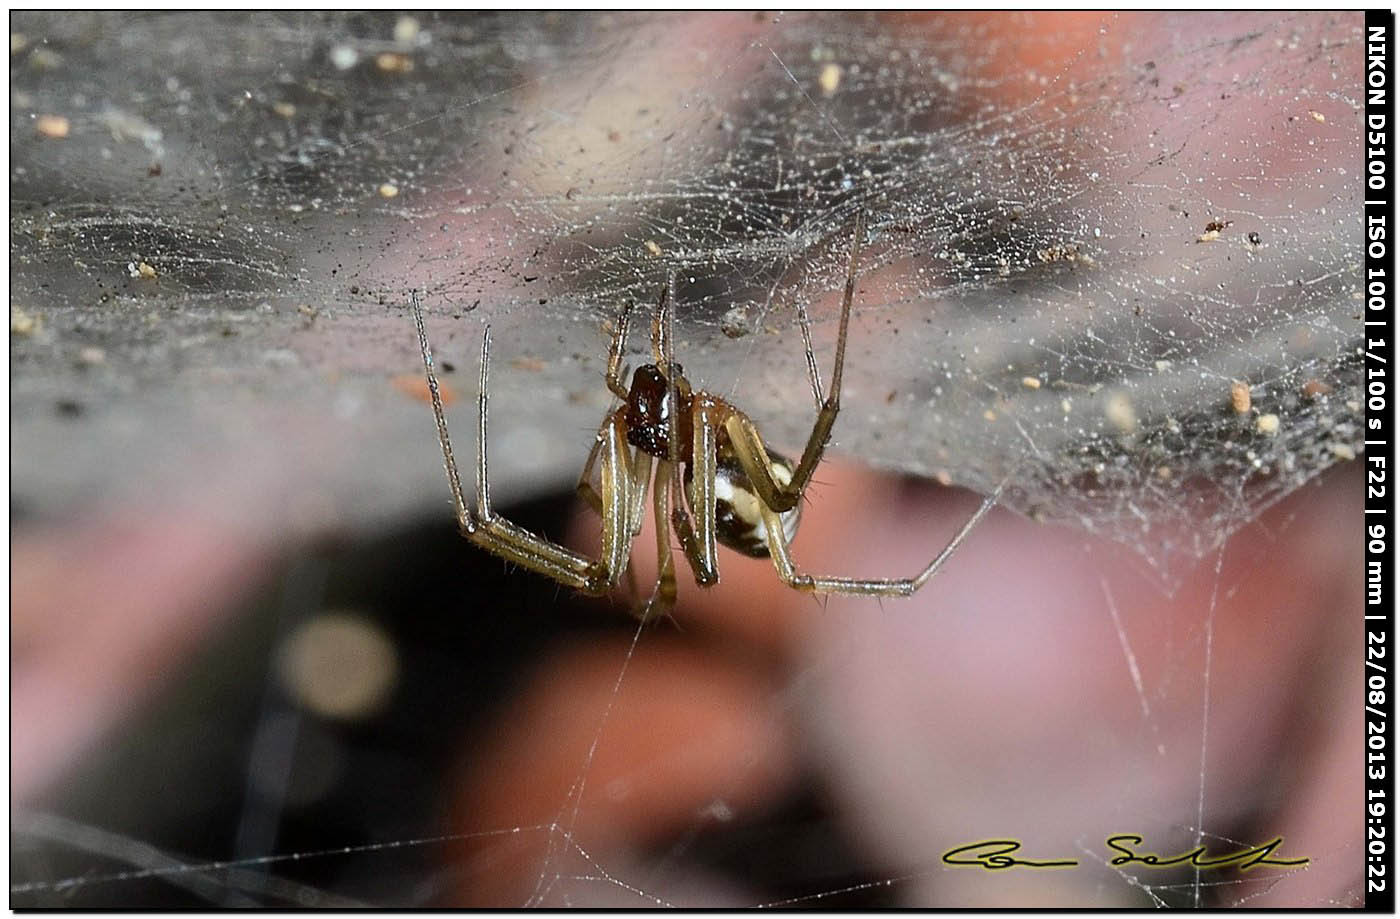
[624,362,694,461]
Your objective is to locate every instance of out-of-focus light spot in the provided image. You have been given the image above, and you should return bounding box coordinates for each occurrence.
[329,45,358,71]
[393,16,420,45]
[1103,390,1138,435]
[277,612,398,720]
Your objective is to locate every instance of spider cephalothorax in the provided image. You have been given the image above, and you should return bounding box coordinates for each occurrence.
[623,359,800,560]
[623,362,693,460]
[411,213,1000,617]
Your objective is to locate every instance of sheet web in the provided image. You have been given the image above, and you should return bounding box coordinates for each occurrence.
[376,10,1363,582]
[10,11,1362,908]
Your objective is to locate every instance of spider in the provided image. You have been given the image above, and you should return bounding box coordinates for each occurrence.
[410,215,1000,617]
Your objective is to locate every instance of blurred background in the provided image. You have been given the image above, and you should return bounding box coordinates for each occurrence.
[11,11,1363,906]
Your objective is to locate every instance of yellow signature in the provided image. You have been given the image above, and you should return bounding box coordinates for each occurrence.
[942,836,1309,872]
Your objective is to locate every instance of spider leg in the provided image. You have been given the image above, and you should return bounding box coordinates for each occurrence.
[796,299,824,411]
[650,274,673,366]
[612,447,653,602]
[412,290,639,595]
[605,299,634,401]
[638,459,679,619]
[756,482,1004,597]
[627,449,653,536]
[722,213,865,514]
[670,396,722,586]
[472,338,637,591]
[652,274,721,587]
[575,428,607,516]
[577,416,652,533]
[412,289,472,531]
[577,419,653,609]
[623,559,640,604]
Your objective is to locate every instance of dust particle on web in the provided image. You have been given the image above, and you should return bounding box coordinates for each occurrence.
[1036,242,1081,263]
[374,52,413,74]
[393,16,420,45]
[644,240,663,257]
[1308,109,1326,123]
[1021,376,1041,390]
[11,306,40,336]
[1103,390,1138,434]
[129,260,158,280]
[1229,380,1251,415]
[1198,217,1232,242]
[818,62,842,96]
[272,101,296,119]
[1331,442,1356,461]
[28,46,61,71]
[329,44,358,70]
[392,373,455,405]
[510,356,547,373]
[99,108,162,146]
[1255,413,1280,436]
[35,114,69,138]
[378,183,399,199]
[55,399,84,418]
[720,305,749,339]
[1301,378,1333,399]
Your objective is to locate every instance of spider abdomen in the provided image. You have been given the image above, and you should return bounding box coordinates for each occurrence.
[704,446,801,558]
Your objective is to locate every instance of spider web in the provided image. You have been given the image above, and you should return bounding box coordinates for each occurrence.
[10,10,1361,580]
[10,11,1363,908]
